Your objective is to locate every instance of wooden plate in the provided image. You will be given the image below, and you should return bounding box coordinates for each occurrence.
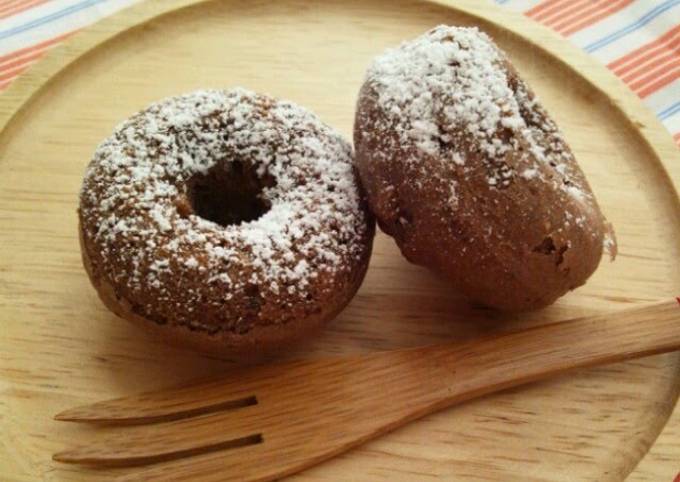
[1,0,680,480]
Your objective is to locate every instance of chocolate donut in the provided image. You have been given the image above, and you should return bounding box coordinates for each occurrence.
[79,88,374,357]
[354,26,615,311]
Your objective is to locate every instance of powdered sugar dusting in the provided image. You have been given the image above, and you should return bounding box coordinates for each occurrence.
[80,88,372,334]
[365,26,525,161]
[361,26,593,202]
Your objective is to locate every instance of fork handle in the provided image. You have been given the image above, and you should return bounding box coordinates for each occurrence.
[416,299,680,408]
[269,299,680,482]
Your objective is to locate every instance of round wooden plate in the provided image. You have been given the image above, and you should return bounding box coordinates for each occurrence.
[1,0,680,480]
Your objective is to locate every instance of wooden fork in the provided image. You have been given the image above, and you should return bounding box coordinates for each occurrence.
[54,299,680,481]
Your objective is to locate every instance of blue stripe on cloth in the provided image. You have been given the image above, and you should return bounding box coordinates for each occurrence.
[0,0,107,41]
[584,0,680,53]
[659,100,680,120]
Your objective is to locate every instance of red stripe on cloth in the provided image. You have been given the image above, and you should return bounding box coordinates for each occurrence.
[539,0,590,27]
[0,31,76,92]
[620,50,677,84]
[0,48,45,72]
[0,0,51,20]
[0,0,48,19]
[0,0,30,10]
[619,39,680,83]
[634,61,680,98]
[0,61,37,82]
[674,132,680,142]
[557,0,635,36]
[527,0,574,22]
[0,31,74,64]
[608,25,680,73]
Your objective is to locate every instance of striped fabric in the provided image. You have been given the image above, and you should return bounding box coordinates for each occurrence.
[0,0,679,146]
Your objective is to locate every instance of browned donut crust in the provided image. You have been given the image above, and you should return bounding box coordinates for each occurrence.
[354,26,615,311]
[79,89,374,357]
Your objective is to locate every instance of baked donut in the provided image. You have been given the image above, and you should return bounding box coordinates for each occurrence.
[79,88,374,357]
[354,26,615,311]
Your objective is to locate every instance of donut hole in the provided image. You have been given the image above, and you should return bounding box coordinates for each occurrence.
[187,161,274,227]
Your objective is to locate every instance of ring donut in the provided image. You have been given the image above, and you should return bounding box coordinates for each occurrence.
[79,88,374,357]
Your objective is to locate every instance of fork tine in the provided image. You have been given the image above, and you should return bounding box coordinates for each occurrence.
[114,443,271,482]
[52,404,263,467]
[113,392,412,482]
[54,391,257,425]
[53,364,289,424]
[53,355,400,474]
[53,356,359,424]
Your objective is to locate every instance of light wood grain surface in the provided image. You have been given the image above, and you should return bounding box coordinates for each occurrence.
[1,0,679,480]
